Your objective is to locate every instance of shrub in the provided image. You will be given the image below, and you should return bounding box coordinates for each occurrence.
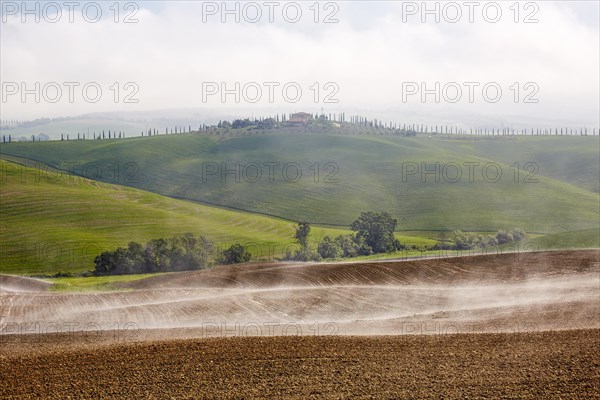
[221,244,252,264]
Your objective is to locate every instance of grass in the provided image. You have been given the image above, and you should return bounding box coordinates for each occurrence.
[0,159,434,275]
[0,159,317,274]
[2,131,598,234]
[531,228,600,249]
[46,273,168,292]
[2,129,598,276]
[431,135,600,193]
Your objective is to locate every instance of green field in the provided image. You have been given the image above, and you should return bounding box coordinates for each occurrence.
[46,273,169,292]
[2,131,598,233]
[530,228,600,250]
[0,159,439,275]
[429,136,600,194]
[0,158,335,274]
[1,128,598,276]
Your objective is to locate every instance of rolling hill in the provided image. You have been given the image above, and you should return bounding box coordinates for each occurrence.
[0,159,363,274]
[2,131,598,233]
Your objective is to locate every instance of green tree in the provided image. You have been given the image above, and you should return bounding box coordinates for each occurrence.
[335,234,362,257]
[317,236,342,259]
[221,244,251,264]
[93,251,115,275]
[512,228,526,241]
[496,230,514,245]
[452,230,473,250]
[351,211,401,254]
[295,221,311,250]
[487,236,498,247]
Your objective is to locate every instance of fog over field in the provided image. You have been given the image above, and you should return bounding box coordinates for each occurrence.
[2,251,598,336]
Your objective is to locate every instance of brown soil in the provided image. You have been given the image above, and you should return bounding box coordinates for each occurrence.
[1,330,599,399]
[1,251,598,336]
[118,250,600,289]
[0,275,50,293]
[1,250,598,398]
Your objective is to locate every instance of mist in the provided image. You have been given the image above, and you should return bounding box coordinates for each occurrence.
[1,1,598,128]
[2,254,598,337]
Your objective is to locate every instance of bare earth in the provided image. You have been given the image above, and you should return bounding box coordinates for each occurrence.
[1,250,599,398]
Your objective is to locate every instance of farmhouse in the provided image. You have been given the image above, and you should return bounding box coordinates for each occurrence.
[287,112,313,126]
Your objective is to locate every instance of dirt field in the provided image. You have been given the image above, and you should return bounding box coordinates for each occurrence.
[1,250,599,398]
[1,251,598,335]
[1,330,599,399]
[0,275,51,293]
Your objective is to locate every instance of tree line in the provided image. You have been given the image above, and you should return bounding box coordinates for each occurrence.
[290,211,404,261]
[290,212,526,261]
[93,234,250,276]
[435,229,526,251]
[92,212,527,275]
[3,110,598,144]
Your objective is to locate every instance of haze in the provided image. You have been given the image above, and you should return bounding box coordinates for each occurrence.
[1,0,599,128]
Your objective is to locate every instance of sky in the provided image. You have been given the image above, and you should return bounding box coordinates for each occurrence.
[1,0,599,128]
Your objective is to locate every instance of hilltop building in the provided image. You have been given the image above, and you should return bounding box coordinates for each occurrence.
[287,112,313,126]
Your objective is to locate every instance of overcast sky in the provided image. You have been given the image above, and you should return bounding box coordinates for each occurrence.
[1,1,599,128]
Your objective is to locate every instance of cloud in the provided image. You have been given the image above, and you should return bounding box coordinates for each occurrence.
[1,1,598,127]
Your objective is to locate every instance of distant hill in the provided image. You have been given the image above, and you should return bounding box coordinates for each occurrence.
[0,118,150,141]
[2,130,598,234]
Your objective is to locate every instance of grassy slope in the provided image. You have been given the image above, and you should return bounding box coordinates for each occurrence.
[431,136,600,193]
[531,228,600,250]
[0,159,323,274]
[0,159,435,275]
[2,132,598,233]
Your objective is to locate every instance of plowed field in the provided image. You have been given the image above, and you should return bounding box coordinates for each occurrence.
[1,250,598,398]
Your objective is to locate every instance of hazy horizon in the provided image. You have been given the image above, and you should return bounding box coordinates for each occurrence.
[1,1,599,128]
